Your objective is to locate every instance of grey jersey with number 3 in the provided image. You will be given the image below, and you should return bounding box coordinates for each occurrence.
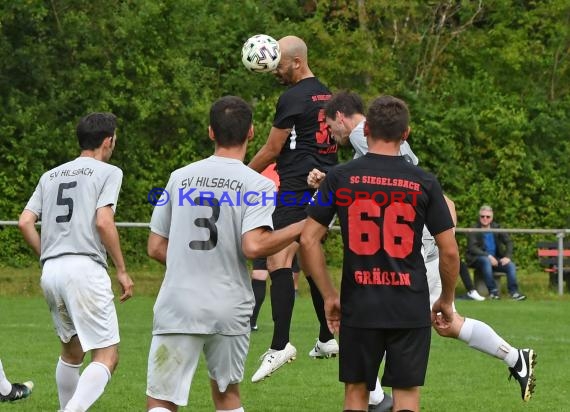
[150,155,275,336]
[24,157,123,267]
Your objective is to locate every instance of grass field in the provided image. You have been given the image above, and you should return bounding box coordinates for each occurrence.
[1,266,569,411]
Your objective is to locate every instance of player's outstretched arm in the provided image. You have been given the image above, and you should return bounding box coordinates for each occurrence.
[241,220,305,259]
[96,205,133,303]
[18,210,41,256]
[299,217,340,333]
[248,127,291,172]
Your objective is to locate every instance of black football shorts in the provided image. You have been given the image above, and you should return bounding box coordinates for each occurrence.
[339,324,431,389]
[252,256,300,272]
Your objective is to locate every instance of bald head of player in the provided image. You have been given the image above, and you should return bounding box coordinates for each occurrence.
[273,35,314,85]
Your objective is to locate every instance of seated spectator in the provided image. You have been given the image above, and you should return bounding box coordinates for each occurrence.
[459,261,485,301]
[466,205,526,300]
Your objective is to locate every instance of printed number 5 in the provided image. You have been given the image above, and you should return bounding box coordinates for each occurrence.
[348,200,415,258]
[56,181,77,223]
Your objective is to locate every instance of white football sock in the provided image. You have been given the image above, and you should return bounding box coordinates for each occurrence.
[56,357,82,409]
[217,408,244,412]
[148,408,172,412]
[0,359,13,396]
[63,362,110,412]
[458,318,519,367]
[368,376,385,405]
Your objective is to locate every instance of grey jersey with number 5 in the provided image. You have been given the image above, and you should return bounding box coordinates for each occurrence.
[24,157,123,267]
[150,155,275,335]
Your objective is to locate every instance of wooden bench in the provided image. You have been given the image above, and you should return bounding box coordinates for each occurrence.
[473,269,505,296]
[537,241,570,292]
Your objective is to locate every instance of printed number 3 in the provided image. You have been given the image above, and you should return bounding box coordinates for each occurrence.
[348,200,415,258]
[315,109,331,145]
[189,196,220,251]
[56,181,77,223]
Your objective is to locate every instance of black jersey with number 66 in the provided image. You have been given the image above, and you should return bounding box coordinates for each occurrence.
[307,153,454,329]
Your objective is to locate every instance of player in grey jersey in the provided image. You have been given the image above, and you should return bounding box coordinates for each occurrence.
[19,112,134,412]
[311,91,536,407]
[146,96,304,412]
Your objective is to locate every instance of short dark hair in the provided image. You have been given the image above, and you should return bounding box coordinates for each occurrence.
[324,91,364,120]
[209,96,252,147]
[366,96,409,142]
[76,112,117,150]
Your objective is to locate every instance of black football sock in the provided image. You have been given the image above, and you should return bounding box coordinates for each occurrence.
[269,268,295,350]
[306,275,334,342]
[250,279,266,327]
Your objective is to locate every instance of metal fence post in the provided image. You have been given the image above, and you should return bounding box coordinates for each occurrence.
[557,231,565,296]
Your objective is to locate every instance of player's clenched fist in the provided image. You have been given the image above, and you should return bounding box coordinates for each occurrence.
[307,168,326,189]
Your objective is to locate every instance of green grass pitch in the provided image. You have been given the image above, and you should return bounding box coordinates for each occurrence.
[1,269,569,410]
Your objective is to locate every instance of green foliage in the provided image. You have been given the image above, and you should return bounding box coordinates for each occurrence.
[1,1,569,267]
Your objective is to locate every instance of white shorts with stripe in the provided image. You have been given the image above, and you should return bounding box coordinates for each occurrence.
[146,333,249,406]
[41,254,119,352]
[426,257,456,312]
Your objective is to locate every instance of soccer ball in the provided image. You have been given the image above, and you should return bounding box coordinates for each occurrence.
[241,34,281,73]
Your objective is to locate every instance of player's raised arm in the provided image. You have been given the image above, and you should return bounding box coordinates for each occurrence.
[248,126,291,173]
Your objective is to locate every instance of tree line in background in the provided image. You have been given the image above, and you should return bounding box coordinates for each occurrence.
[1,0,569,268]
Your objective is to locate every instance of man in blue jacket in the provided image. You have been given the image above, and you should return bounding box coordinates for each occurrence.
[466,205,526,300]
